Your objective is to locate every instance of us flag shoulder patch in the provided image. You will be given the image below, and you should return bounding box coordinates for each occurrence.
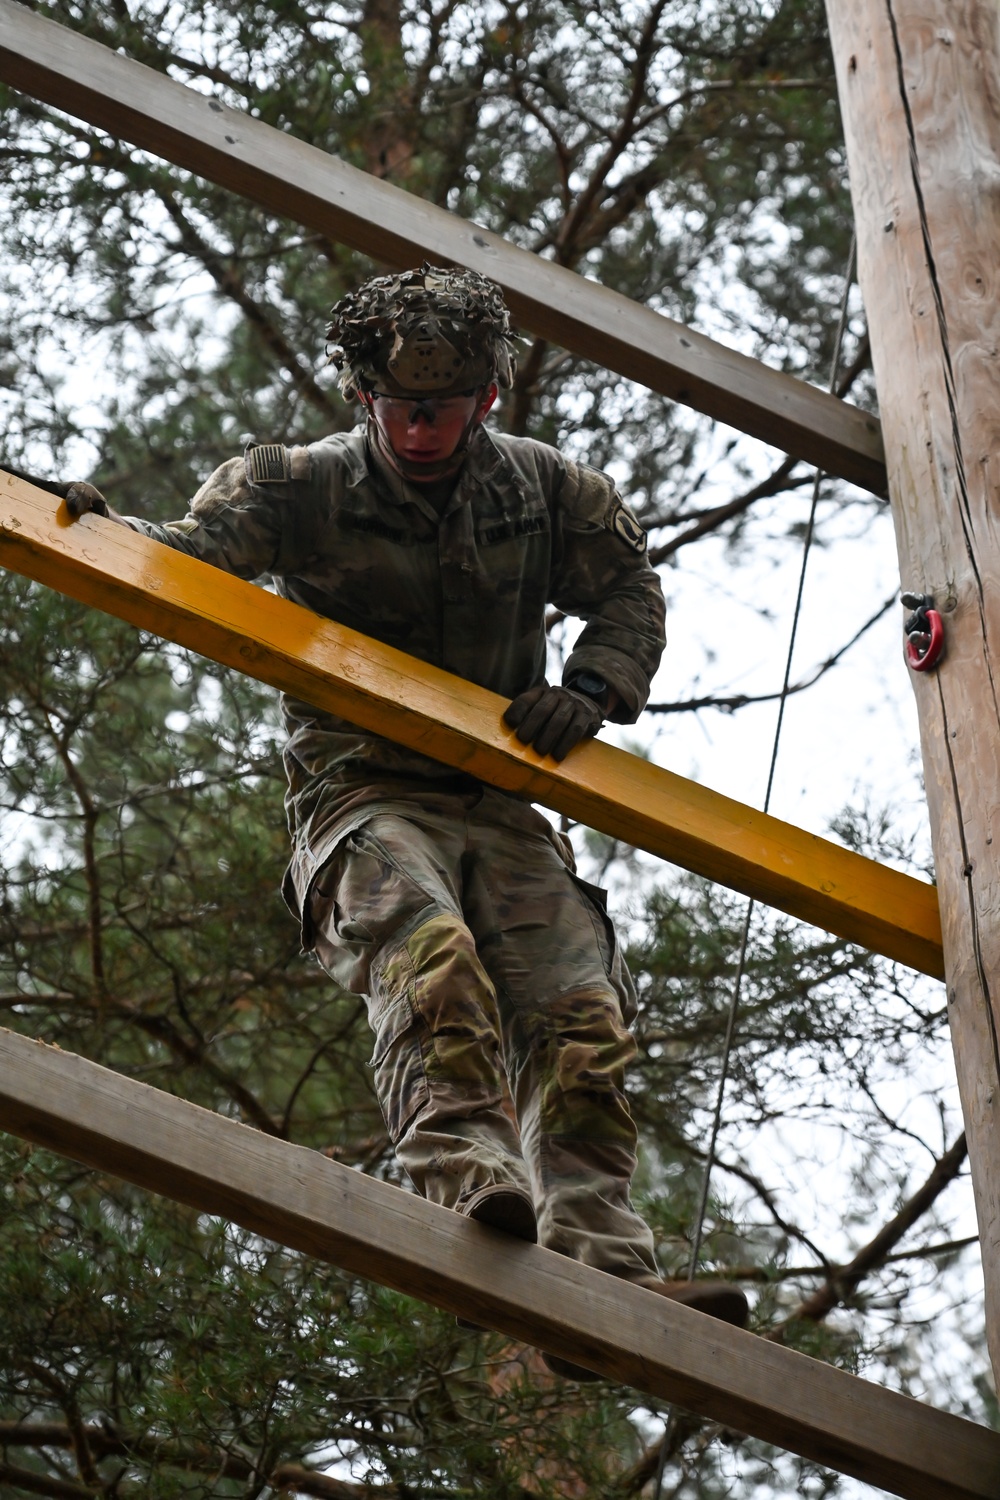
[245,443,291,485]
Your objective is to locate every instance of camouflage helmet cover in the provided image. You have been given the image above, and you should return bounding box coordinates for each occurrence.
[326,262,517,399]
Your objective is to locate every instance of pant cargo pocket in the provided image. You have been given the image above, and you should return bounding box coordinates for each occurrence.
[370,995,430,1143]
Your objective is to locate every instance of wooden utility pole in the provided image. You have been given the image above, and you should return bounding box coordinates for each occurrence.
[826,0,1000,1379]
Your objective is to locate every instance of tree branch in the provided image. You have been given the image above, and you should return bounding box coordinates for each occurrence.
[551,0,671,264]
[708,1235,980,1284]
[50,740,106,1000]
[280,996,366,1137]
[0,1424,400,1498]
[0,1459,94,1500]
[768,1132,969,1339]
[646,592,897,717]
[154,187,337,420]
[637,74,834,134]
[620,1138,971,1492]
[647,456,803,564]
[643,334,873,561]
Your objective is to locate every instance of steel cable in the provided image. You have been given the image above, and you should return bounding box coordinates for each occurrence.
[651,233,858,1498]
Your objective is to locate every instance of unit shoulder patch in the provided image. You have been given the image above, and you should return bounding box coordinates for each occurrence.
[609,498,648,553]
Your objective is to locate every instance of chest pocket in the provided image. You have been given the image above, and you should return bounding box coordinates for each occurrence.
[297,509,442,659]
[471,505,551,625]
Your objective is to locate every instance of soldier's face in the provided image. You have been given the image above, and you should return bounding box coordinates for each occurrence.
[367,384,498,480]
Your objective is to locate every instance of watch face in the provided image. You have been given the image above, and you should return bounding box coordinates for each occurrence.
[572,672,608,703]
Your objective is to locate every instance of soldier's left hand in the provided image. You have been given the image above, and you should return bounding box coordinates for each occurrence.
[503,684,604,761]
[65,482,111,519]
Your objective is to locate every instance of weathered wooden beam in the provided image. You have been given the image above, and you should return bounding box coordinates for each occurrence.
[825,0,1000,1383]
[0,0,886,495]
[0,1027,996,1500]
[0,471,942,975]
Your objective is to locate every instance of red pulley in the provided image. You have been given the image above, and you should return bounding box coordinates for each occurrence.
[901,594,944,673]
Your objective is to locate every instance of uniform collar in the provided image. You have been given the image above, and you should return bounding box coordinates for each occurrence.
[310,428,372,492]
[364,420,506,521]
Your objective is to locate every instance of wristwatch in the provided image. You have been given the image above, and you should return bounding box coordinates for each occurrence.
[565,671,610,711]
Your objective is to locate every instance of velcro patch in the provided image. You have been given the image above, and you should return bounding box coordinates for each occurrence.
[337,512,407,544]
[610,499,647,553]
[246,443,292,485]
[479,513,549,546]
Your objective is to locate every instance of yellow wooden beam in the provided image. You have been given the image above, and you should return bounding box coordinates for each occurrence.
[0,1027,996,1499]
[0,471,942,975]
[0,0,886,495]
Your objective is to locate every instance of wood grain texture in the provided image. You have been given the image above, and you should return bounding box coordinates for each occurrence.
[0,1028,998,1499]
[0,0,886,494]
[826,0,1000,1377]
[0,471,942,975]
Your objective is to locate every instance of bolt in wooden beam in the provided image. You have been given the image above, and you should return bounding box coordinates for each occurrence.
[0,1028,997,1500]
[0,0,886,494]
[0,471,943,976]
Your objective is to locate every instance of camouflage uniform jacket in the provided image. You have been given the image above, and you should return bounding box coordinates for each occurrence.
[123,423,666,922]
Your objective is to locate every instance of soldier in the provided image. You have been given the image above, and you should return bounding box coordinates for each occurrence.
[66,264,748,1375]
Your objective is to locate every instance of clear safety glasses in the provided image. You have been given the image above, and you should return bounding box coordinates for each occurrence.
[369,391,480,425]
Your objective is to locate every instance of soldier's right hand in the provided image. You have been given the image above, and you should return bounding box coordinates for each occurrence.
[65,481,112,519]
[504,683,604,761]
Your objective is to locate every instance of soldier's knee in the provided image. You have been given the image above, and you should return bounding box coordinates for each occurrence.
[374,911,504,1087]
[376,911,485,1010]
[539,988,637,1136]
[551,987,637,1070]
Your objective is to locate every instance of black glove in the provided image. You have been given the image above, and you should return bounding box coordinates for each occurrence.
[503,683,604,762]
[1,463,116,520]
[64,482,110,519]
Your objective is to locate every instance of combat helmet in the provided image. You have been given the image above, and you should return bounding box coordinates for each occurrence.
[326,262,517,400]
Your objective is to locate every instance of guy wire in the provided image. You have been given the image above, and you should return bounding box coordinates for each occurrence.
[651,232,857,1499]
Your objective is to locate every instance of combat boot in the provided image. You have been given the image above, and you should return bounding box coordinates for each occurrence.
[542,1277,749,1381]
[457,1186,537,1330]
[462,1184,537,1242]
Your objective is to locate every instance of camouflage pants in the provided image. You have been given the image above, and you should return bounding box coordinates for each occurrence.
[308,787,658,1282]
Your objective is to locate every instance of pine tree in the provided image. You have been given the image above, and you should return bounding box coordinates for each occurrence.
[0,2,986,1496]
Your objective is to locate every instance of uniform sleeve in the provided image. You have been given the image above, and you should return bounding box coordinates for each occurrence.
[120,445,316,581]
[550,458,666,722]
